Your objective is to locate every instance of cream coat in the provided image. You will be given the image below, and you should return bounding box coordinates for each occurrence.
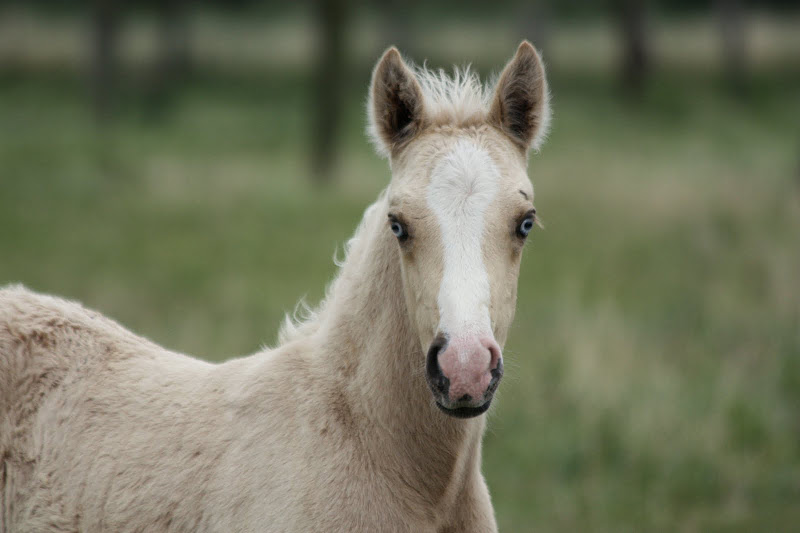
[1,41,550,533]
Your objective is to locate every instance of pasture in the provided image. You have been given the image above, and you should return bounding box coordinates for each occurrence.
[1,10,799,532]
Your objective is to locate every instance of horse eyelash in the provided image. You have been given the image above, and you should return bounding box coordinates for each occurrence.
[526,207,544,230]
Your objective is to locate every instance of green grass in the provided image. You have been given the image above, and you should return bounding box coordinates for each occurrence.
[2,19,800,531]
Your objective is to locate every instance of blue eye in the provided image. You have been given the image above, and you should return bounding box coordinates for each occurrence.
[517,217,534,237]
[389,218,408,240]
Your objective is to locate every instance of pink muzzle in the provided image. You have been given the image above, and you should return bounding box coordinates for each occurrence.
[426,332,503,417]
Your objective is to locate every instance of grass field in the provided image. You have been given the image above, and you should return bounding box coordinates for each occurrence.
[2,10,800,532]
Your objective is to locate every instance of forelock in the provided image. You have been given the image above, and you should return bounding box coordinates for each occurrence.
[413,64,493,128]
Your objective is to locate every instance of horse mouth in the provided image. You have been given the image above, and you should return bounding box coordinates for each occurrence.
[435,399,492,419]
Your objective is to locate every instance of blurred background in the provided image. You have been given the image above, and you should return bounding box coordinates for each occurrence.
[1,0,799,530]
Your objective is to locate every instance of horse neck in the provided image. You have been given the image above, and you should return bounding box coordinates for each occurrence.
[315,194,485,491]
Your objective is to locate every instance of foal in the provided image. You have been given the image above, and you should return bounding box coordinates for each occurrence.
[0,42,549,532]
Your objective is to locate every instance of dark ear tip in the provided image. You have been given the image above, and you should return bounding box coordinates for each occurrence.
[518,40,534,51]
[379,46,403,65]
[516,40,540,60]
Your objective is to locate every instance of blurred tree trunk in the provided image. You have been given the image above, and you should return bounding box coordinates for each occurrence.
[158,0,191,80]
[716,0,747,89]
[617,0,649,95]
[91,0,120,122]
[311,0,347,184]
[148,0,191,116]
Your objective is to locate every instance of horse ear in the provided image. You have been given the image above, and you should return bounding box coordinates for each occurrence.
[489,41,550,153]
[368,47,426,157]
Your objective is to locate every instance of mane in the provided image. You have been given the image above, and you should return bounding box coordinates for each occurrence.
[413,63,493,127]
[277,190,388,345]
[412,59,552,153]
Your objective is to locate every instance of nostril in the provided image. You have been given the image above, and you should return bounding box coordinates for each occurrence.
[429,333,448,356]
[489,357,504,392]
[426,333,450,396]
[484,341,502,371]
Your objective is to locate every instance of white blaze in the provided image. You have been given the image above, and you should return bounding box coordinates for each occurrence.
[426,139,499,340]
